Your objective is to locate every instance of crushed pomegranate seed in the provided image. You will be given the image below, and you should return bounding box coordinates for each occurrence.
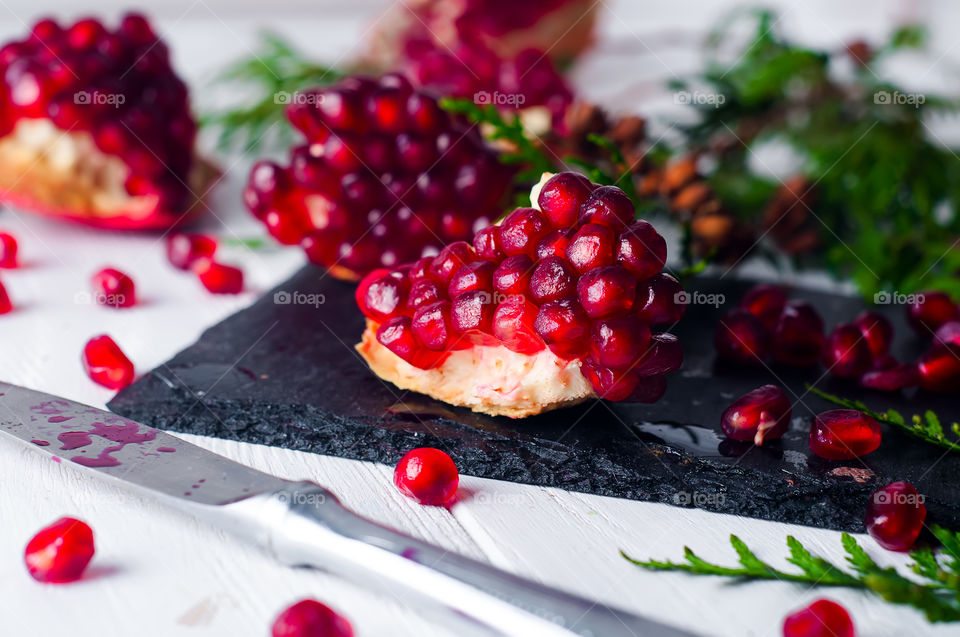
[394,447,459,506]
[906,291,958,335]
[721,385,792,446]
[808,409,881,460]
[91,267,136,308]
[82,335,134,389]
[167,233,217,270]
[782,599,854,637]
[865,481,926,552]
[822,323,872,379]
[24,517,95,583]
[271,599,353,637]
[194,260,243,295]
[0,232,18,267]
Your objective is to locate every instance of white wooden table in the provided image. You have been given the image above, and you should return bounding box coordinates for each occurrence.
[0,1,957,635]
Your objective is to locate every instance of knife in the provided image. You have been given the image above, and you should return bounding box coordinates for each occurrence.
[0,381,696,637]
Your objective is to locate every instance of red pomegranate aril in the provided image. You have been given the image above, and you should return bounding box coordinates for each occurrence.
[577,265,636,318]
[535,228,573,260]
[714,310,770,364]
[533,299,590,360]
[492,254,534,297]
[538,172,594,227]
[407,279,444,311]
[408,256,434,281]
[809,409,882,460]
[24,517,95,583]
[633,333,683,377]
[493,295,544,354]
[565,223,614,273]
[430,241,475,283]
[82,335,134,390]
[633,273,686,325]
[773,301,825,367]
[616,221,666,280]
[357,272,408,321]
[0,232,18,268]
[581,361,640,401]
[578,185,634,229]
[377,316,447,369]
[589,317,651,369]
[448,261,495,298]
[860,362,920,392]
[917,343,960,392]
[739,284,787,330]
[499,207,549,257]
[91,267,136,309]
[782,599,854,637]
[271,599,353,637]
[865,481,926,552]
[0,281,11,314]
[853,311,893,359]
[394,447,459,505]
[167,233,217,270]
[473,225,504,261]
[412,300,456,350]
[529,257,576,303]
[194,260,243,295]
[627,375,668,403]
[450,290,496,343]
[721,384,792,445]
[822,323,873,379]
[907,291,958,335]
[934,321,960,348]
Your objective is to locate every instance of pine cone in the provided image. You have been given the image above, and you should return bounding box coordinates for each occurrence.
[763,175,821,255]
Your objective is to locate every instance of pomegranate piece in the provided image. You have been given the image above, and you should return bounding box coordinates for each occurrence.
[194,260,243,295]
[720,385,792,445]
[853,311,893,359]
[773,301,825,367]
[499,207,549,257]
[356,271,408,321]
[822,323,872,379]
[865,481,926,551]
[492,295,545,354]
[808,409,881,460]
[0,15,213,230]
[271,599,353,637]
[616,221,666,280]
[0,280,12,314]
[0,232,18,267]
[492,254,534,297]
[578,186,635,229]
[782,599,854,637]
[739,284,787,330]
[538,172,594,227]
[565,223,615,273]
[577,265,636,318]
[91,267,136,308]
[534,298,590,359]
[82,335,134,390]
[633,273,686,325]
[393,447,459,506]
[714,310,770,364]
[906,291,958,335]
[167,233,217,271]
[916,343,960,392]
[376,316,448,369]
[248,74,512,280]
[24,517,95,583]
[860,362,920,392]
[529,256,576,303]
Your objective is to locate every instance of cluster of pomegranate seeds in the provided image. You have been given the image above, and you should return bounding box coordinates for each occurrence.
[0,14,198,226]
[393,447,460,506]
[24,517,95,583]
[81,334,134,389]
[808,409,881,460]
[245,73,513,279]
[357,173,684,402]
[272,599,354,637]
[782,599,855,637]
[720,384,792,446]
[0,231,18,267]
[865,481,927,552]
[91,267,135,308]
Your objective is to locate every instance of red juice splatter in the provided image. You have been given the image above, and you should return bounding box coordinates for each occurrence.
[30,440,49,447]
[156,447,176,453]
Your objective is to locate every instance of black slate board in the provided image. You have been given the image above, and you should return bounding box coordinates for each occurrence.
[109,266,960,532]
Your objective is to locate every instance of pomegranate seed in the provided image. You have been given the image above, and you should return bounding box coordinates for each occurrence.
[91,267,136,308]
[615,221,666,280]
[808,409,882,460]
[773,301,825,367]
[538,172,594,227]
[356,271,408,321]
[578,185,634,229]
[934,321,960,348]
[271,599,354,637]
[0,232,18,267]
[534,298,590,359]
[865,481,926,551]
[492,255,534,297]
[782,599,854,637]
[450,290,496,342]
[407,279,444,311]
[860,362,920,391]
[167,233,217,270]
[714,310,770,364]
[448,261,495,298]
[535,228,573,260]
[82,335,134,390]
[377,316,447,369]
[589,317,651,369]
[581,360,640,401]
[429,241,475,283]
[393,447,459,505]
[721,385,792,445]
[739,284,787,330]
[916,343,960,392]
[633,333,683,377]
[473,226,504,261]
[492,295,544,354]
[565,223,615,273]
[822,323,872,378]
[24,517,95,583]
[577,265,636,318]
[408,256,434,281]
[627,375,668,403]
[529,257,576,303]
[412,300,459,350]
[499,207,549,257]
[853,311,893,359]
[633,273,686,325]
[907,291,958,335]
[0,280,13,314]
[194,260,243,295]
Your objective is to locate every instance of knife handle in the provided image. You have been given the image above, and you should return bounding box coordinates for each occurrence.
[227,482,693,637]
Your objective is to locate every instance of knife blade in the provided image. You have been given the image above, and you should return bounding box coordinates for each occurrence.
[0,381,697,637]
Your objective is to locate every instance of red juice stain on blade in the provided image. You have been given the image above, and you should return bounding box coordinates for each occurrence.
[30,439,49,446]
[49,416,73,423]
[156,447,176,453]
[54,418,158,468]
